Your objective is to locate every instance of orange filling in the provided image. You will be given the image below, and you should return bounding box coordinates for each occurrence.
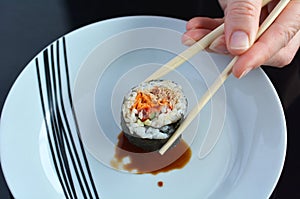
[131,92,172,121]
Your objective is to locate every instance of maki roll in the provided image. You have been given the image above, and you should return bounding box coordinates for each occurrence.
[121,80,187,152]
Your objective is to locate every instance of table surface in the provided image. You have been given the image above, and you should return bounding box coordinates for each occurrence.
[0,1,299,198]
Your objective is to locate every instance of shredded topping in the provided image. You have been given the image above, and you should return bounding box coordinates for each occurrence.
[130,88,173,122]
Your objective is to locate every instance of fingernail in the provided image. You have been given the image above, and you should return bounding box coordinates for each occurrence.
[209,36,229,54]
[230,31,250,50]
[239,68,251,79]
[183,38,196,46]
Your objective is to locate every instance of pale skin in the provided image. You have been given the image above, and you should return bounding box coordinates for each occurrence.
[182,0,300,78]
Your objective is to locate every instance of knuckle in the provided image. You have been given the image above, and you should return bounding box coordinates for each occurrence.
[266,49,294,67]
[276,51,294,66]
[225,0,259,18]
[274,22,300,48]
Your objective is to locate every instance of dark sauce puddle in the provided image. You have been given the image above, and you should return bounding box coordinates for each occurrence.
[111,132,192,187]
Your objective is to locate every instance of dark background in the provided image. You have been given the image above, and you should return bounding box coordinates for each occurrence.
[0,0,299,198]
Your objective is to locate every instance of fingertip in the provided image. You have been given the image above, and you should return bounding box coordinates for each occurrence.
[232,66,252,79]
[231,67,240,79]
[209,34,229,54]
[182,38,196,46]
[181,33,196,46]
[228,31,250,54]
[186,17,201,30]
[181,29,211,46]
[238,68,252,79]
[186,17,224,30]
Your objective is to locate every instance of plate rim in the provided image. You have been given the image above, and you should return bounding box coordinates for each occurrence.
[0,15,287,199]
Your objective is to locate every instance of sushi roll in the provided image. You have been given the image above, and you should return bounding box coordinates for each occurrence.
[121,80,188,152]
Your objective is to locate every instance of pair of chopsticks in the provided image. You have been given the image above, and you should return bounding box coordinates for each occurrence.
[146,0,290,155]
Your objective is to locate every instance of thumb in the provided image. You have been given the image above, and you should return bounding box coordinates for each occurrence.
[224,0,262,55]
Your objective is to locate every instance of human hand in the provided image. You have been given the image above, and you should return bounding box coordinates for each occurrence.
[182,0,300,78]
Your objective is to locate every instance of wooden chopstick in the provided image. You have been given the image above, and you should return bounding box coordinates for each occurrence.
[159,0,290,155]
[144,24,224,81]
[145,0,272,82]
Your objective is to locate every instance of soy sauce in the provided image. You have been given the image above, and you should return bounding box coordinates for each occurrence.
[157,181,164,187]
[110,132,192,175]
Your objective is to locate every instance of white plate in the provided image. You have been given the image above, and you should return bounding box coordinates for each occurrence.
[0,16,286,199]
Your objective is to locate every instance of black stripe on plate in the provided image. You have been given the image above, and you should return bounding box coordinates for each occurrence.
[43,47,77,199]
[62,37,100,199]
[54,39,90,198]
[35,58,70,198]
[36,37,100,199]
